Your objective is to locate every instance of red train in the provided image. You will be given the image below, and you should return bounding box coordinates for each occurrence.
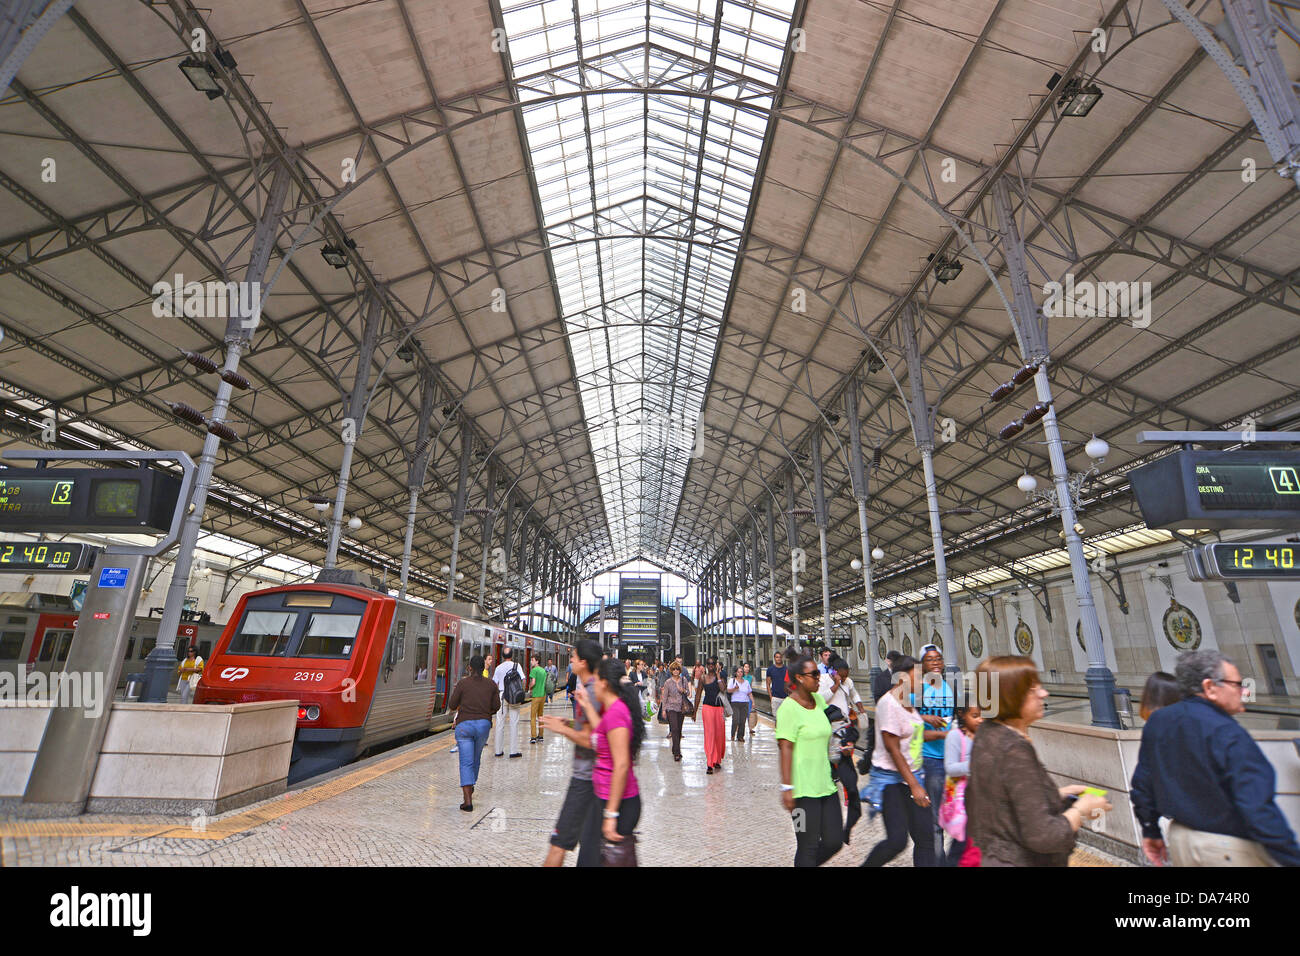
[195,578,572,783]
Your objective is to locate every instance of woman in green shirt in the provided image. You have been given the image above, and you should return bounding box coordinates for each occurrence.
[775,649,842,867]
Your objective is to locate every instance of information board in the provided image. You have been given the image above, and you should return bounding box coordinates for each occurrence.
[618,575,661,645]
[1128,450,1300,530]
[1185,541,1300,581]
[0,467,181,533]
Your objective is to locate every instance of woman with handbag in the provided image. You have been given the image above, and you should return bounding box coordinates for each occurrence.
[573,658,644,866]
[694,662,727,773]
[941,703,981,865]
[728,666,753,742]
[659,661,692,761]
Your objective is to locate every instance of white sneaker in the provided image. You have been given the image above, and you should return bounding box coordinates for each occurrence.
[450,746,459,753]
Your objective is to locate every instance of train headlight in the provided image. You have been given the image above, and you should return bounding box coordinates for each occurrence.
[299,705,320,721]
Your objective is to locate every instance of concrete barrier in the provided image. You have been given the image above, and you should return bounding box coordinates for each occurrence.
[1,699,297,815]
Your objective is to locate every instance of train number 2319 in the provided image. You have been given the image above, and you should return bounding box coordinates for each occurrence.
[293,672,325,682]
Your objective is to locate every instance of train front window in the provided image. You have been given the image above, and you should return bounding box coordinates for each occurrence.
[297,613,361,658]
[229,610,296,656]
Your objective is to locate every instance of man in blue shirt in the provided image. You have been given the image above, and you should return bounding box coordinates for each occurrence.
[917,645,953,862]
[1131,649,1299,867]
[764,651,788,722]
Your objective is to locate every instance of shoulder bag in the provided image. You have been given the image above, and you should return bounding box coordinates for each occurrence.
[719,681,732,718]
[601,831,638,867]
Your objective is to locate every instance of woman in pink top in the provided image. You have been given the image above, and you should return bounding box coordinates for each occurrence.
[574,658,645,852]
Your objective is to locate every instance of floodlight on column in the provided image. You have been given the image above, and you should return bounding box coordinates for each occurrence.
[1048,73,1104,117]
[927,254,963,283]
[320,244,349,268]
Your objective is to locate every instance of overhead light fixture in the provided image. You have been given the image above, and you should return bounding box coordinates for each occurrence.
[347,516,363,531]
[1084,434,1109,461]
[307,494,332,513]
[178,56,222,99]
[1047,72,1103,117]
[1017,473,1038,494]
[850,558,862,571]
[825,411,840,425]
[396,342,414,362]
[927,253,963,283]
[320,244,349,268]
[866,353,886,374]
[871,546,885,562]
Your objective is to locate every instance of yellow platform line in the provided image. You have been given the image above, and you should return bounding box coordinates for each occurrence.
[0,731,455,841]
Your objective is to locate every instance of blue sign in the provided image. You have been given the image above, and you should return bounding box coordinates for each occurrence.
[98,567,129,589]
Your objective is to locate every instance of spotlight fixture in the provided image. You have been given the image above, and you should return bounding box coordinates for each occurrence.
[320,244,349,268]
[307,494,332,513]
[396,342,415,362]
[1073,522,1086,535]
[213,46,237,69]
[927,253,964,283]
[168,401,206,427]
[866,353,886,374]
[206,420,239,443]
[1047,73,1103,117]
[178,56,222,98]
[182,350,219,375]
[220,369,251,390]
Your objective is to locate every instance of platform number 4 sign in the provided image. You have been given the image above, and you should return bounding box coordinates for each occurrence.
[1269,467,1300,495]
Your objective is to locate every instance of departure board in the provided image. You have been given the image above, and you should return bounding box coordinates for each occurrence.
[618,575,661,644]
[1129,450,1300,530]
[0,467,180,533]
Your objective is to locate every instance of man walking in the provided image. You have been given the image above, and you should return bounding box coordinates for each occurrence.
[492,648,526,758]
[528,653,548,744]
[1131,650,1300,866]
[765,650,788,722]
[540,639,606,866]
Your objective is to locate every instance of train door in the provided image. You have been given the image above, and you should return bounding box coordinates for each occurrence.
[33,627,74,678]
[433,634,451,712]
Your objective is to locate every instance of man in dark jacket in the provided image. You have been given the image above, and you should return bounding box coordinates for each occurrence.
[1131,649,1300,867]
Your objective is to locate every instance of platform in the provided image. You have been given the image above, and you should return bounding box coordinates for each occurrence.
[0,698,1126,867]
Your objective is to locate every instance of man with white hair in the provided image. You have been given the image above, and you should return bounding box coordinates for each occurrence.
[1130,649,1299,867]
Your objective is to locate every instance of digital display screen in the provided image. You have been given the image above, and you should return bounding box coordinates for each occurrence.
[0,541,95,572]
[1208,543,1300,578]
[0,477,75,517]
[92,479,141,518]
[618,576,660,642]
[284,593,335,608]
[1196,463,1300,511]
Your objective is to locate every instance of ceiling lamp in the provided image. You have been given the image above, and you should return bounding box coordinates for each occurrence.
[178,56,222,98]
[927,253,963,283]
[1047,73,1103,117]
[850,558,862,571]
[871,546,885,562]
[1085,435,1110,461]
[347,516,363,531]
[320,244,349,269]
[1016,473,1038,494]
[307,494,332,513]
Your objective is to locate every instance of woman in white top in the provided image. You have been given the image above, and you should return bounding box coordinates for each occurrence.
[727,666,753,742]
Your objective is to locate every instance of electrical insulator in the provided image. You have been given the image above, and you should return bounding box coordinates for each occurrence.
[207,420,240,443]
[220,369,252,390]
[182,351,220,375]
[1011,363,1039,386]
[990,381,1015,403]
[998,420,1025,440]
[169,401,207,427]
[1021,401,1051,425]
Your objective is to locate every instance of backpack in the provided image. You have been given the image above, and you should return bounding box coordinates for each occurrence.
[502,664,526,705]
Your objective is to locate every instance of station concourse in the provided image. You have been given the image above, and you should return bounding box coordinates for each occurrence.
[0,0,1297,897]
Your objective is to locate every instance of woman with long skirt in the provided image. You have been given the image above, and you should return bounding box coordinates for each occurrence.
[694,661,727,773]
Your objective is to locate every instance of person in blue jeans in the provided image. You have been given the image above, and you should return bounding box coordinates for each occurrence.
[917,645,954,859]
[447,654,500,812]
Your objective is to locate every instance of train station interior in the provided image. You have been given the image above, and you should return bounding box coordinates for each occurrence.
[0,0,1298,893]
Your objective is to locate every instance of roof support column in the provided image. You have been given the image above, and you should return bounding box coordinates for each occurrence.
[399,373,437,599]
[812,430,833,648]
[994,179,1118,727]
[150,161,290,700]
[845,382,881,664]
[324,294,383,570]
[477,461,497,607]
[901,303,956,659]
[785,473,801,645]
[445,417,473,599]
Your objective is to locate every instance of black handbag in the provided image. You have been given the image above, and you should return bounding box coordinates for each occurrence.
[601,831,637,867]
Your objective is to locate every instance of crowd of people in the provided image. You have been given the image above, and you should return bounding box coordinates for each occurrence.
[443,637,1298,868]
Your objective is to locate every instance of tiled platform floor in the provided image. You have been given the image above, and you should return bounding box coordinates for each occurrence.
[0,698,1127,866]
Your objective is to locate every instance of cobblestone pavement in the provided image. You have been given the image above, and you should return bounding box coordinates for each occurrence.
[0,699,1127,867]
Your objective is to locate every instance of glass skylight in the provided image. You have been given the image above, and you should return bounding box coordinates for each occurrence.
[501,0,796,569]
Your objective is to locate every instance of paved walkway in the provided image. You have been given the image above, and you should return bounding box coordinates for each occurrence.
[0,698,1126,866]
